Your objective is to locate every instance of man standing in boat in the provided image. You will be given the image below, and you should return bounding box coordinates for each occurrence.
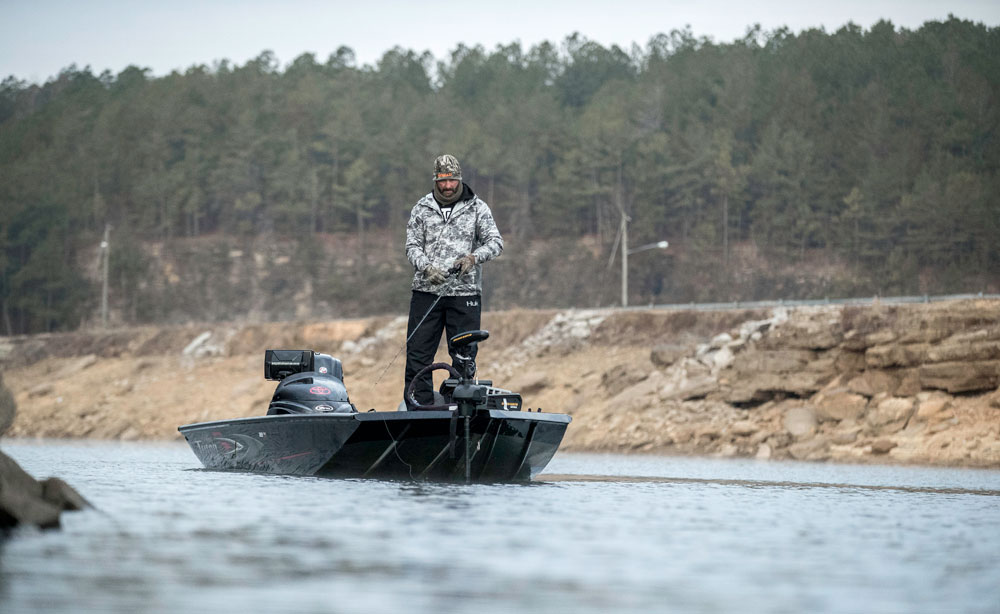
[403,155,503,409]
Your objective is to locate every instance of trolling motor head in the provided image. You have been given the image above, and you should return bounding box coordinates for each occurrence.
[449,330,489,380]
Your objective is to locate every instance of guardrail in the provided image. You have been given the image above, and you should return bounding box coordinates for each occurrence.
[628,292,1000,312]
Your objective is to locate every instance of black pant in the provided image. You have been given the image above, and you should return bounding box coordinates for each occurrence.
[404,291,481,408]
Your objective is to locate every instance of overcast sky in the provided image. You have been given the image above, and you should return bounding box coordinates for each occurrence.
[2,0,998,83]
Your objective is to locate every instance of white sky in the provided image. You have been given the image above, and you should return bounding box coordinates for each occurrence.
[2,0,998,83]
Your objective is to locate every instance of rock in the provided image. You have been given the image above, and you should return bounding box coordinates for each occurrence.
[834,350,867,373]
[765,319,841,350]
[865,343,929,368]
[710,333,733,349]
[784,406,817,439]
[755,443,772,459]
[915,393,952,421]
[711,346,735,371]
[27,382,55,398]
[40,478,90,512]
[767,432,793,449]
[0,480,62,530]
[0,451,40,497]
[724,383,775,405]
[661,374,719,401]
[726,337,747,352]
[0,375,15,436]
[735,350,815,374]
[944,328,995,344]
[650,345,687,368]
[788,436,831,460]
[118,427,141,441]
[867,397,916,428]
[919,361,1000,393]
[718,443,738,457]
[806,356,837,373]
[989,389,1000,409]
[870,439,898,454]
[670,426,695,444]
[738,318,774,341]
[602,364,649,396]
[729,420,757,437]
[895,370,922,397]
[840,330,868,352]
[0,450,90,531]
[682,358,711,377]
[813,388,868,422]
[830,428,860,445]
[865,330,897,346]
[182,331,213,356]
[926,340,1000,363]
[59,354,98,377]
[928,419,956,434]
[847,370,899,397]
[726,368,829,403]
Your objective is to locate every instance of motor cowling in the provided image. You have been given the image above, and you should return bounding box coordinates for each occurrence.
[266,354,356,415]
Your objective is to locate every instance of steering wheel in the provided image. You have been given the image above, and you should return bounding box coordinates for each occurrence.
[406,362,461,410]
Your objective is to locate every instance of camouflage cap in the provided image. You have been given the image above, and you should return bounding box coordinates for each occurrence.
[433,154,462,182]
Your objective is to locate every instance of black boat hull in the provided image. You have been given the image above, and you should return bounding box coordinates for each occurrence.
[178,410,570,482]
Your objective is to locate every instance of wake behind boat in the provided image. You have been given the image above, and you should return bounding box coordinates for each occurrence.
[178,330,570,482]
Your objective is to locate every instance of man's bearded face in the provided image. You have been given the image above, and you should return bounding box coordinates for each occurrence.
[437,178,459,197]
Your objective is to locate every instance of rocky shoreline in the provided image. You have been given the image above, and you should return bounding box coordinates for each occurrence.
[2,299,999,468]
[561,301,1000,466]
[0,374,90,532]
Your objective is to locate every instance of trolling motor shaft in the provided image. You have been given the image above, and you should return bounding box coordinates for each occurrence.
[448,330,490,482]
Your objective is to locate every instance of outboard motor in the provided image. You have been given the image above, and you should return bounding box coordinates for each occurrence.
[264,349,357,415]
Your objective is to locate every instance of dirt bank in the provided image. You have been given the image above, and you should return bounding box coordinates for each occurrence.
[2,300,999,468]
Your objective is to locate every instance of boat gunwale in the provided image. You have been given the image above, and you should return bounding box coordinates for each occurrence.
[178,409,570,433]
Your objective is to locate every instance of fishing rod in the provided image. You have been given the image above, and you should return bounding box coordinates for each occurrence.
[370,267,462,391]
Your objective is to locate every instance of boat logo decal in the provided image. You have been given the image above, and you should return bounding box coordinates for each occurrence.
[310,385,332,395]
[318,366,328,374]
[214,437,244,455]
[315,404,335,412]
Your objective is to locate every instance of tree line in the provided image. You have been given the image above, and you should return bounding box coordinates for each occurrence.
[0,17,998,334]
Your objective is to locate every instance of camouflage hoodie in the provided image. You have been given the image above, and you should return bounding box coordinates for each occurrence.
[405,183,503,296]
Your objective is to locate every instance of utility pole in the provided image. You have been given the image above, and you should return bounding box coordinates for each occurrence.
[100,224,110,328]
[621,211,629,308]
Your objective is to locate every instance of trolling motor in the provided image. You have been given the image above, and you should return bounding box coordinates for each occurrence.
[448,330,489,417]
[445,330,490,483]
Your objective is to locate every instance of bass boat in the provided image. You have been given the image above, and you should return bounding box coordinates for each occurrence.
[178,330,570,482]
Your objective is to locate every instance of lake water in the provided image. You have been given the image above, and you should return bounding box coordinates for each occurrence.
[1,441,998,614]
